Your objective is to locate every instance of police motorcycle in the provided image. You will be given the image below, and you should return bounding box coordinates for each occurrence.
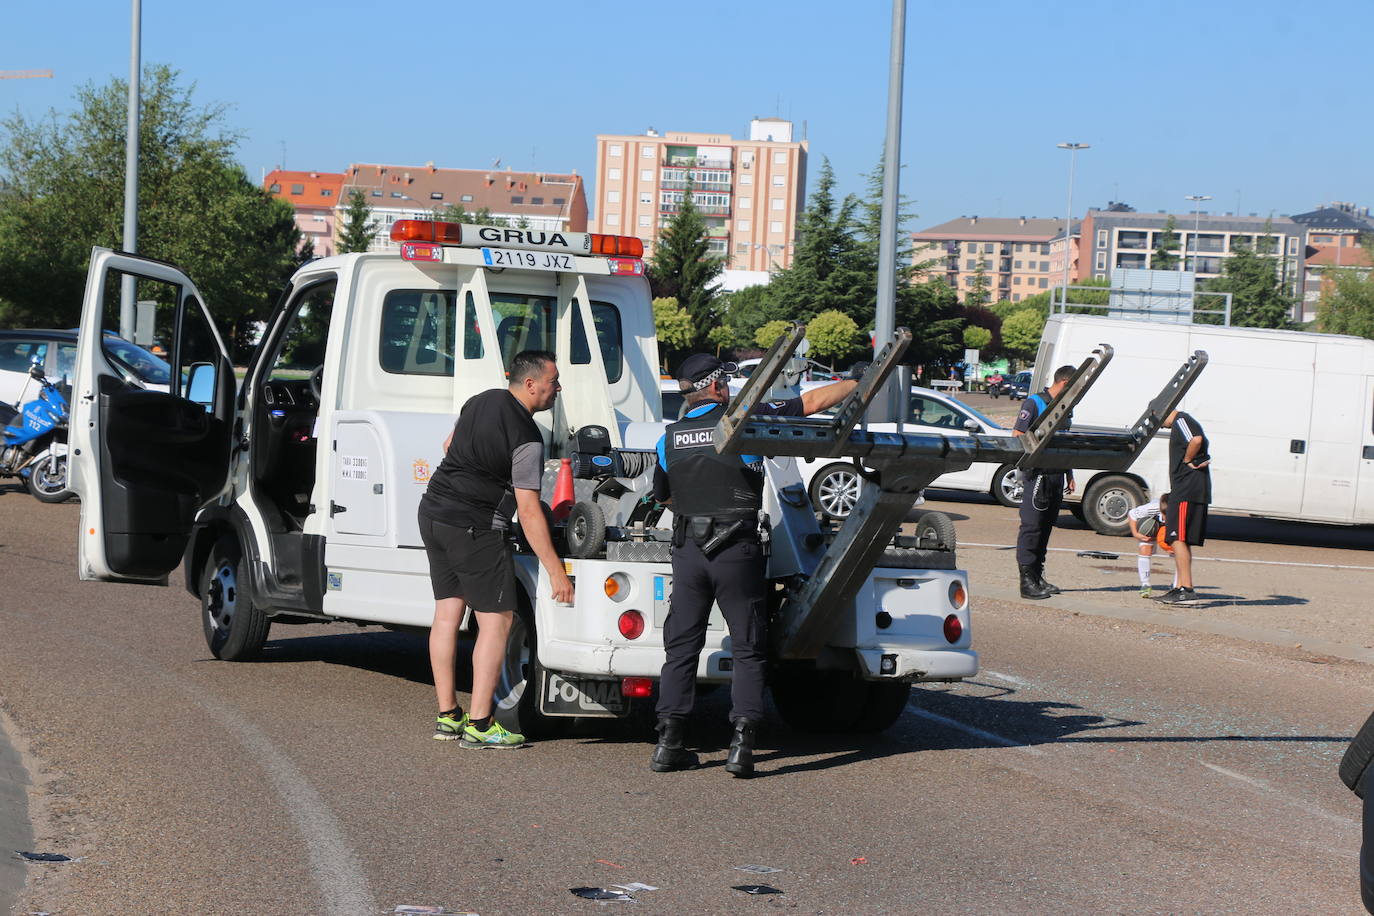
[0,361,73,503]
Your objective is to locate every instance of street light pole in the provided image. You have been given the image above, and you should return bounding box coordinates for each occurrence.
[1184,194,1211,274]
[872,0,906,422]
[119,0,141,340]
[1056,142,1088,313]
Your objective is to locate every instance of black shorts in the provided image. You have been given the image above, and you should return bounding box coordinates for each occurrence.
[418,515,517,611]
[1165,499,1208,547]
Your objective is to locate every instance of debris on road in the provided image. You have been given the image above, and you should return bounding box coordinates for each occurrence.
[611,883,658,892]
[850,856,869,865]
[735,864,781,874]
[595,858,626,869]
[733,884,784,895]
[14,852,72,862]
[1077,550,1119,560]
[570,886,634,901]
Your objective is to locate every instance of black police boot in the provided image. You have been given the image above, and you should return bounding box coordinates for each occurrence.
[1035,563,1061,594]
[1019,564,1053,600]
[650,716,699,772]
[725,718,759,778]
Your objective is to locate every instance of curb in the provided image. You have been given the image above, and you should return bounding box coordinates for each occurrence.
[0,710,34,916]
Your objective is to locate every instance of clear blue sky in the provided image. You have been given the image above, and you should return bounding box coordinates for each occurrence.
[2,0,1366,229]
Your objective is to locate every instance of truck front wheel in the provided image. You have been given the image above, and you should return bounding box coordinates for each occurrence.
[201,536,270,661]
[492,600,566,740]
[1082,476,1145,537]
[771,668,912,734]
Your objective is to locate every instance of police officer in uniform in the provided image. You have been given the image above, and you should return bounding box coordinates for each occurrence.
[1011,365,1076,600]
[649,354,862,777]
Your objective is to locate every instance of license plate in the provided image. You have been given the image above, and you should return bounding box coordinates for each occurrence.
[539,672,628,717]
[481,247,577,272]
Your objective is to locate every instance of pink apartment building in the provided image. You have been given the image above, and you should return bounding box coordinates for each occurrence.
[592,119,808,287]
[264,169,345,258]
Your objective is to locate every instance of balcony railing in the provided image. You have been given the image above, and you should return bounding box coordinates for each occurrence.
[659,179,732,192]
[660,202,731,216]
[664,157,732,170]
[1118,239,1148,249]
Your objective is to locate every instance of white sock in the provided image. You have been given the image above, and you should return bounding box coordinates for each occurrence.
[1137,555,1151,587]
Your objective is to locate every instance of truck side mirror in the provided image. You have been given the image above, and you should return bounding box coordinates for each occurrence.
[186,362,216,409]
[963,418,980,432]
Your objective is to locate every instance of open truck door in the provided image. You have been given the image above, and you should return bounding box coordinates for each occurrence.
[70,249,236,583]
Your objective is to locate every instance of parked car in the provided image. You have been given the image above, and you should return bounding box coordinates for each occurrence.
[999,369,1032,400]
[799,386,1023,519]
[0,329,169,406]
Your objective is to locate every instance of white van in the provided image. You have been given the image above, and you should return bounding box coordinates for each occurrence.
[1036,313,1374,534]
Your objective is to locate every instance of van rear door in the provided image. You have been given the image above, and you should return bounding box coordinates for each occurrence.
[69,249,235,583]
[1355,376,1374,523]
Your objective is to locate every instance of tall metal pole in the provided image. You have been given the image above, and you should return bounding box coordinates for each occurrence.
[119,0,141,340]
[1056,143,1088,313]
[872,0,906,421]
[1185,194,1210,273]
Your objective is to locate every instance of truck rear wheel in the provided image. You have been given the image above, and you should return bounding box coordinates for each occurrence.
[771,669,911,734]
[492,599,566,740]
[914,510,957,552]
[1082,476,1145,537]
[201,536,270,661]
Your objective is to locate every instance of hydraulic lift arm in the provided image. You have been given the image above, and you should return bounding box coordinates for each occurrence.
[713,330,1209,660]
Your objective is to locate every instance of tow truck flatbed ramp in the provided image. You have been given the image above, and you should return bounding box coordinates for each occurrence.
[714,326,1208,659]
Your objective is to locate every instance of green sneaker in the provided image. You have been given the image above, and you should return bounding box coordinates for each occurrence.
[433,710,468,741]
[1139,587,1152,598]
[461,720,526,749]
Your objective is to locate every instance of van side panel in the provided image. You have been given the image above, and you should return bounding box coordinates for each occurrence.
[1302,340,1363,521]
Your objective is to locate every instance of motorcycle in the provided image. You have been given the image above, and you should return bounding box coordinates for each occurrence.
[0,362,72,503]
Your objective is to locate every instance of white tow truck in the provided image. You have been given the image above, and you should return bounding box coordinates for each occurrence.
[68,220,1190,737]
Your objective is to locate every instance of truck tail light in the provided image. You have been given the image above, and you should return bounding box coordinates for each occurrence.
[943,614,963,644]
[948,580,966,609]
[617,609,645,640]
[621,676,653,698]
[604,572,629,601]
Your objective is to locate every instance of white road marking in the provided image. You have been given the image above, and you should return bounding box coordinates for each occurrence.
[981,669,1033,687]
[1201,761,1358,829]
[906,705,1047,756]
[1201,761,1269,790]
[962,541,1374,573]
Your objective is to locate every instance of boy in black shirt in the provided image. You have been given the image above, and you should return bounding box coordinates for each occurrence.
[418,350,574,747]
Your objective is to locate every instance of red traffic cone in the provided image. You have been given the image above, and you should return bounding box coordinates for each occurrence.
[551,457,574,522]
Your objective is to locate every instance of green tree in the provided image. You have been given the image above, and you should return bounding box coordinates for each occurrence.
[652,296,694,369]
[766,158,867,325]
[964,263,991,309]
[1203,242,1293,328]
[806,309,860,361]
[963,325,992,350]
[437,203,508,227]
[755,319,791,349]
[648,183,722,347]
[338,188,378,253]
[716,283,773,351]
[853,156,963,366]
[1317,244,1374,338]
[0,66,300,356]
[706,323,738,355]
[1001,308,1045,356]
[1151,215,1180,271]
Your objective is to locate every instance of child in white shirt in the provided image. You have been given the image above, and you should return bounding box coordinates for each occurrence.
[1127,493,1174,598]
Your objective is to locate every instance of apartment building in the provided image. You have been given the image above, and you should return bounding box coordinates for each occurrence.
[591,119,808,287]
[337,163,588,253]
[264,170,345,258]
[911,216,1070,304]
[1291,202,1373,323]
[1078,209,1306,314]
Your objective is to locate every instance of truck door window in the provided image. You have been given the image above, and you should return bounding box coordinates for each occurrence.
[268,282,335,382]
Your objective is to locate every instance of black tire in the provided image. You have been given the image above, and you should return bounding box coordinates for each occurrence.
[809,462,863,521]
[914,510,957,552]
[1082,476,1146,537]
[492,599,566,739]
[772,668,910,734]
[1341,708,1374,797]
[565,501,607,558]
[201,536,270,661]
[26,452,72,503]
[853,681,912,733]
[991,464,1023,508]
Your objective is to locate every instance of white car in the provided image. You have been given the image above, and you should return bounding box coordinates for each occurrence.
[799,386,1023,519]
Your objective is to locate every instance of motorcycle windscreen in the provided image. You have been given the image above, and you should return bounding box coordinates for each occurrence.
[71,249,234,583]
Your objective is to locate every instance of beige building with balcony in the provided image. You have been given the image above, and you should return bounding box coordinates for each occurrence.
[911,216,1068,304]
[591,120,808,287]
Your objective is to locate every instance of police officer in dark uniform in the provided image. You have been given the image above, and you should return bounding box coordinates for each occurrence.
[1012,365,1076,600]
[649,354,862,777]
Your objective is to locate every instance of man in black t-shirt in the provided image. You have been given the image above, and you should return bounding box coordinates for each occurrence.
[1156,409,1211,605]
[648,354,863,777]
[1011,365,1076,600]
[418,350,574,748]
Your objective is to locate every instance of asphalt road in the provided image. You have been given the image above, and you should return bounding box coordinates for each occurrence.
[1,482,1370,915]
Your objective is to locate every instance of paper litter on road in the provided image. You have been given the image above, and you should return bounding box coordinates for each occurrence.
[734,864,781,874]
[570,887,634,901]
[610,882,658,892]
[1077,550,1120,560]
[733,884,784,895]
